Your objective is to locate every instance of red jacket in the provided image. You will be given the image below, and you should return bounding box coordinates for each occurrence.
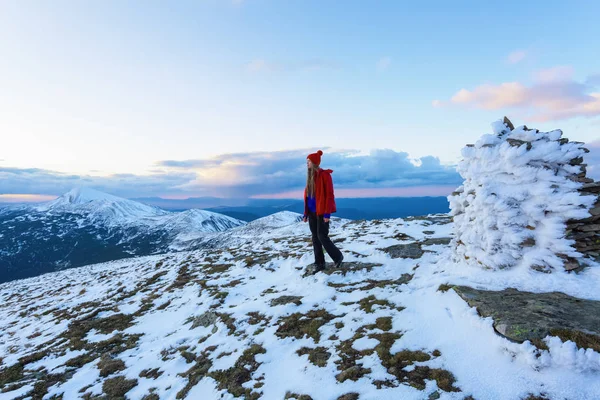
[304,168,337,216]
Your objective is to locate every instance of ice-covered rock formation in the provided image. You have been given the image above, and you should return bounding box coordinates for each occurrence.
[449,117,598,272]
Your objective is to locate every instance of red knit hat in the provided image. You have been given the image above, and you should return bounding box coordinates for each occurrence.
[307,150,323,166]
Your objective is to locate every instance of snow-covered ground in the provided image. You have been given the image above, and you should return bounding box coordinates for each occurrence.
[1,214,598,400]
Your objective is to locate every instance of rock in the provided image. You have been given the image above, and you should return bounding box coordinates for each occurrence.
[520,237,536,247]
[569,156,584,166]
[579,224,600,232]
[562,258,582,271]
[507,138,532,150]
[320,261,383,275]
[380,243,424,259]
[270,296,303,306]
[428,392,441,400]
[421,237,452,246]
[580,182,600,193]
[578,214,600,223]
[403,214,452,224]
[192,312,218,329]
[337,394,359,400]
[569,176,595,183]
[575,244,600,252]
[531,264,551,273]
[503,116,515,131]
[453,286,600,350]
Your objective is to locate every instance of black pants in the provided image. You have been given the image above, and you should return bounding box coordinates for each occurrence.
[308,211,343,266]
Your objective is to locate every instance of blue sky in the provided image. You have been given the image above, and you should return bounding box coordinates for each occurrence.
[1,0,600,201]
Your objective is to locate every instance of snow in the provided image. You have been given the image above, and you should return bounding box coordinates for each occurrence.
[51,187,127,204]
[1,207,599,399]
[246,211,303,228]
[0,384,33,399]
[176,211,309,250]
[449,120,595,271]
[352,337,380,351]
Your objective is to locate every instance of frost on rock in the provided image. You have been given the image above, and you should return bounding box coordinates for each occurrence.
[449,117,599,272]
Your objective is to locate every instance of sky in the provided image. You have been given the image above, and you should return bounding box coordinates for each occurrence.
[1,0,600,201]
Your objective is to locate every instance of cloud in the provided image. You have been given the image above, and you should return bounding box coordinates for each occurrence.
[533,66,574,83]
[2,149,462,199]
[507,50,527,64]
[0,166,195,199]
[376,57,391,72]
[435,67,600,122]
[159,148,462,197]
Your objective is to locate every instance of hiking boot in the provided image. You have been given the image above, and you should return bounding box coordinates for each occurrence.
[333,255,344,269]
[305,263,325,276]
[313,264,326,274]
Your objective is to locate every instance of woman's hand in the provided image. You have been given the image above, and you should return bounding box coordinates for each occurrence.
[324,218,330,223]
[303,216,308,223]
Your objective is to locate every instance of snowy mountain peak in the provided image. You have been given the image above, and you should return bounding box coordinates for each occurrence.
[56,187,123,205]
[161,208,246,237]
[247,211,303,228]
[36,188,169,222]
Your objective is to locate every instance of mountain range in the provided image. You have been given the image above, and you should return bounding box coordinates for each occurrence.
[133,196,451,221]
[0,189,450,284]
[0,188,246,283]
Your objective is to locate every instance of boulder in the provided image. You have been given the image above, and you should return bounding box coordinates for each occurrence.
[453,286,600,351]
[380,243,424,259]
[270,296,303,306]
[191,312,219,329]
[421,237,452,246]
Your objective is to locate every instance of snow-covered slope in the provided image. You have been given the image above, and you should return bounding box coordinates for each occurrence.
[1,215,599,400]
[172,211,319,250]
[0,188,246,283]
[246,210,304,228]
[159,209,246,238]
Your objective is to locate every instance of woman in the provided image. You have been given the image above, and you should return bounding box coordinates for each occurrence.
[303,150,344,274]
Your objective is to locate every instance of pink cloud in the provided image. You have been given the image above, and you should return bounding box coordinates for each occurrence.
[436,67,600,122]
[0,194,57,203]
